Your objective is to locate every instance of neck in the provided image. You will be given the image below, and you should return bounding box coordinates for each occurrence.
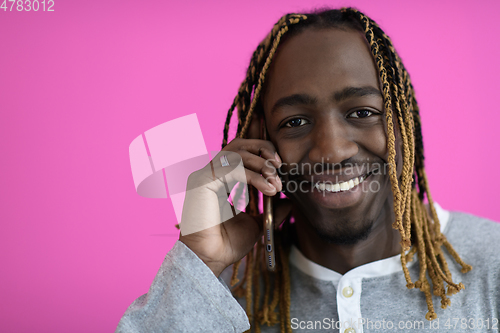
[292,200,401,275]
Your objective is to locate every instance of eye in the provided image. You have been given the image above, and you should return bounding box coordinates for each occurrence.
[348,109,374,118]
[284,118,309,128]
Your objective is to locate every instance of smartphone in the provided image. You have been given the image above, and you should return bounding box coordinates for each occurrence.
[261,119,276,272]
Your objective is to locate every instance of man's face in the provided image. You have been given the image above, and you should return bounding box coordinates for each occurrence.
[263,28,400,243]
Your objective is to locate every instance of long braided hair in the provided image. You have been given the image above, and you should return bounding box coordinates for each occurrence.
[221,8,472,332]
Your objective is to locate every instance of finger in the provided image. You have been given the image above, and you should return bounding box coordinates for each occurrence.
[208,151,247,188]
[186,151,244,192]
[208,151,279,198]
[245,168,279,196]
[224,138,282,169]
[208,165,278,200]
[210,153,279,196]
[237,150,282,191]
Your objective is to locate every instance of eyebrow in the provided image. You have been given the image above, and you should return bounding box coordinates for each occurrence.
[333,86,382,102]
[270,86,383,114]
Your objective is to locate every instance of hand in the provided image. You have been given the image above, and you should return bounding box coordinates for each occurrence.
[179,138,291,277]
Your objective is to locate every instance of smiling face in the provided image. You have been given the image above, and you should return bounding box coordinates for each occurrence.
[263,27,402,244]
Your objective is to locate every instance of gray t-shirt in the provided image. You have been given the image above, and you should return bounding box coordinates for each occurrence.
[116,207,500,332]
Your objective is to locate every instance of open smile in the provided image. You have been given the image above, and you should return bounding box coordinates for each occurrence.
[302,169,380,209]
[312,169,377,193]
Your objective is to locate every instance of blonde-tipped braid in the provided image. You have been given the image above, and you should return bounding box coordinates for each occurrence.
[222,8,471,331]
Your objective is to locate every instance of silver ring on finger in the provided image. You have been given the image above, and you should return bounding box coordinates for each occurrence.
[220,155,230,167]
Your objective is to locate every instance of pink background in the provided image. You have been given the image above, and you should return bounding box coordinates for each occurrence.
[1,0,499,332]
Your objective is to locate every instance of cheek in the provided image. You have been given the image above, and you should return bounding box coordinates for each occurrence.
[276,141,305,172]
[364,127,388,162]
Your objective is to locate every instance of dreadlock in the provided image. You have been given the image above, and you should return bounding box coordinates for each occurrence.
[221,8,472,332]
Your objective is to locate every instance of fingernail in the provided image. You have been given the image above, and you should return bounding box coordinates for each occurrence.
[267,181,276,191]
[274,153,282,165]
[276,175,282,191]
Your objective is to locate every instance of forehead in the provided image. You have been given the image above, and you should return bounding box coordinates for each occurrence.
[263,28,380,109]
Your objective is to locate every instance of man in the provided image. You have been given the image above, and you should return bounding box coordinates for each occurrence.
[116,8,500,333]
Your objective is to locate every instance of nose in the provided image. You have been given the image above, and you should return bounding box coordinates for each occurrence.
[308,116,358,165]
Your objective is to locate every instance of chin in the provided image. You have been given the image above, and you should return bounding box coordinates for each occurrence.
[309,216,375,245]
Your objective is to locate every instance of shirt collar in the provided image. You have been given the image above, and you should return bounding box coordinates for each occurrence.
[289,202,450,282]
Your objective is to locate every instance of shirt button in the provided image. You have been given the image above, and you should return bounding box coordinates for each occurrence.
[342,286,354,298]
[344,328,356,333]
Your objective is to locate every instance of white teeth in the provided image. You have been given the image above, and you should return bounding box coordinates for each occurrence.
[314,174,368,193]
[340,182,349,191]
